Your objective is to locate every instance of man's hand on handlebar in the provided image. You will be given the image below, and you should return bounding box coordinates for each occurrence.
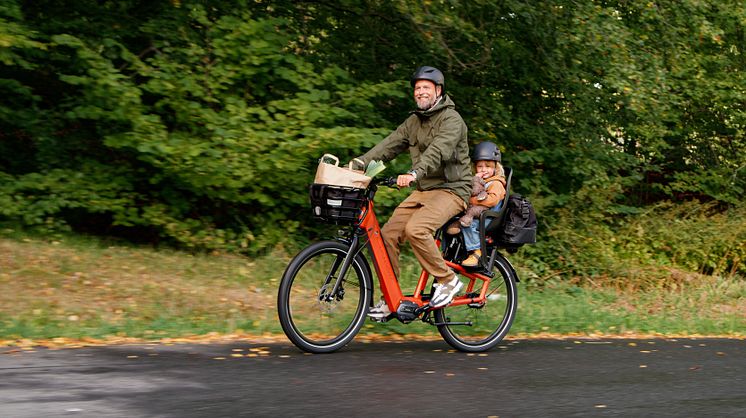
[375,175,414,188]
[396,173,416,188]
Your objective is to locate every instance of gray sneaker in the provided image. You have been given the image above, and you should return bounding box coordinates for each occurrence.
[430,275,463,308]
[367,299,391,321]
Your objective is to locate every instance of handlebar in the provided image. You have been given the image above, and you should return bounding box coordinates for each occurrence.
[375,177,399,188]
[373,176,418,189]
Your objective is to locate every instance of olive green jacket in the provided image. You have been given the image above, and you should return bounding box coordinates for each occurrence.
[359,95,472,203]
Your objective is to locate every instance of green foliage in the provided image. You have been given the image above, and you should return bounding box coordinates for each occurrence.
[0,2,401,252]
[524,193,746,283]
[0,2,45,67]
[0,0,744,285]
[615,202,746,278]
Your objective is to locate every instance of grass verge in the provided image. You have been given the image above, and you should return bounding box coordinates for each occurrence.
[1,231,744,346]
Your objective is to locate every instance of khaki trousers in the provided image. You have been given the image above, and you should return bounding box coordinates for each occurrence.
[381,189,467,283]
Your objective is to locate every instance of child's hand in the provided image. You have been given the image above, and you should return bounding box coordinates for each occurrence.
[476,169,493,179]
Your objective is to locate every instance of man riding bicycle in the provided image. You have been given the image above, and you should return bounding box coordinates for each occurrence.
[355,66,472,318]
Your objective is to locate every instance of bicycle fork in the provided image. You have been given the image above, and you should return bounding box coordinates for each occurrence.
[321,233,361,302]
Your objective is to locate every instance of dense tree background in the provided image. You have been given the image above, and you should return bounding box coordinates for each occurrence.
[1,0,744,277]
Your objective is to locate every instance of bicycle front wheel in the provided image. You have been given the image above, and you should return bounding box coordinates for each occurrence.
[278,240,373,353]
[435,254,518,352]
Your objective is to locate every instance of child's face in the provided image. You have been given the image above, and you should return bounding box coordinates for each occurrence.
[475,161,496,178]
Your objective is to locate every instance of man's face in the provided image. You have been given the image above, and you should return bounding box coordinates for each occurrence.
[414,80,441,110]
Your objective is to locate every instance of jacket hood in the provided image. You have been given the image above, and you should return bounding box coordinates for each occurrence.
[412,94,455,118]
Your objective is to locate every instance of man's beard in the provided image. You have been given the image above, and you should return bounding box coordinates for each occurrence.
[416,95,438,110]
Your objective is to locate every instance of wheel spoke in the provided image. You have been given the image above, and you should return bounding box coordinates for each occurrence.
[435,256,518,352]
[278,241,371,353]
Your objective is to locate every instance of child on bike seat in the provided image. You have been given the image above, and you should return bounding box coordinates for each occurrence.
[446,141,506,267]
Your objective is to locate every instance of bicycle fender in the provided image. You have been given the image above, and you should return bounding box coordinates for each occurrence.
[495,252,520,283]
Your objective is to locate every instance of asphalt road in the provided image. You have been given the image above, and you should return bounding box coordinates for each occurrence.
[1,338,744,417]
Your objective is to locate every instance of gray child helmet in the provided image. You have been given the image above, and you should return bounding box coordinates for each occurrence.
[410,66,445,94]
[471,141,501,163]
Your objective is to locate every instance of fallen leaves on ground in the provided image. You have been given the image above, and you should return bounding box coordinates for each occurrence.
[1,331,744,350]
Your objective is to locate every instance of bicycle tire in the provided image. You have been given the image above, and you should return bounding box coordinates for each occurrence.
[278,240,373,353]
[435,254,518,352]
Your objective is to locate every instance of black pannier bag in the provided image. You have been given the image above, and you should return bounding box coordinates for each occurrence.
[498,193,537,245]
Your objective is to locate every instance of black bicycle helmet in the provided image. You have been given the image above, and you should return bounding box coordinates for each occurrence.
[471,141,502,162]
[410,66,445,93]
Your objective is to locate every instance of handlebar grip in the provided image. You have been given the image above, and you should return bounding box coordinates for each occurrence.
[377,177,398,188]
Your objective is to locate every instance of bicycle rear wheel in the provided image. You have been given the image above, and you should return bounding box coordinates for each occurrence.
[278,240,372,353]
[435,255,518,352]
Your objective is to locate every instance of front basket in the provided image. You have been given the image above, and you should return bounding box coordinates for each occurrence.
[309,184,367,224]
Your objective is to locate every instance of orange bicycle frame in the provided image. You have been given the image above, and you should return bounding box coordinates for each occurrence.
[358,197,492,314]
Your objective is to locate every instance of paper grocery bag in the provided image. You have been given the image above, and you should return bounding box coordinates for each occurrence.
[314,154,371,188]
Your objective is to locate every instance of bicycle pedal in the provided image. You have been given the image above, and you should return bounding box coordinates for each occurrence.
[367,312,393,323]
[368,316,389,323]
[465,292,485,308]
